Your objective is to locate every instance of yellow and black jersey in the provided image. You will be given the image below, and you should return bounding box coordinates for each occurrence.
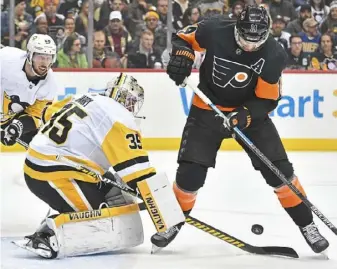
[0,47,57,129]
[24,93,155,186]
[174,18,287,120]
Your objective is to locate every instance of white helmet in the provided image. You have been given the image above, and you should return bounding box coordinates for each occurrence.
[26,34,57,76]
[105,73,144,116]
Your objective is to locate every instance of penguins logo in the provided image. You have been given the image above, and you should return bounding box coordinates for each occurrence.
[2,92,30,121]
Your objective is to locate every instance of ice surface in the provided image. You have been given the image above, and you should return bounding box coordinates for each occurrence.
[1,151,337,269]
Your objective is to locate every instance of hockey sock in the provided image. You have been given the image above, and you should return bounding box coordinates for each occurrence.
[173,182,197,215]
[274,176,313,227]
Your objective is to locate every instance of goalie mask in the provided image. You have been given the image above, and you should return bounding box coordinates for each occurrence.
[235,5,270,52]
[105,73,144,116]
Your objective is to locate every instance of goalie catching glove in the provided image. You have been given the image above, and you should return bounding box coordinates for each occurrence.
[166,46,195,86]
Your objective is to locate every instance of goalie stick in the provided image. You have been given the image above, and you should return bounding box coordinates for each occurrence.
[182,79,337,236]
[55,155,299,258]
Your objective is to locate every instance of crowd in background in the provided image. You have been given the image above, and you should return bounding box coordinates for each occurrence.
[1,0,337,70]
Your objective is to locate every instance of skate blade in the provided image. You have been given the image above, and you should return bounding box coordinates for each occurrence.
[151,244,163,254]
[320,249,329,260]
[12,239,54,259]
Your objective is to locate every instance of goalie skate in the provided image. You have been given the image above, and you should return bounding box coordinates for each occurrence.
[150,222,184,253]
[12,230,59,259]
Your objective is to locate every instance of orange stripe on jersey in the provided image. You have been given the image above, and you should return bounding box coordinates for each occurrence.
[255,77,281,100]
[192,94,236,112]
[275,177,306,208]
[177,26,205,52]
[173,182,197,212]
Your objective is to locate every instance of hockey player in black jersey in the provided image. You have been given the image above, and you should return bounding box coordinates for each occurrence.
[151,6,329,254]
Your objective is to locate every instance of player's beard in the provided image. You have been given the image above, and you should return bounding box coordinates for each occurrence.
[31,63,50,77]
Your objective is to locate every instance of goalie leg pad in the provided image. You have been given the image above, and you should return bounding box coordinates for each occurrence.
[47,204,143,258]
[137,172,185,233]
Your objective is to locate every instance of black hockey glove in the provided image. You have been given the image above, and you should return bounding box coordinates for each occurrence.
[1,119,24,146]
[166,46,195,86]
[217,106,251,134]
[226,106,251,130]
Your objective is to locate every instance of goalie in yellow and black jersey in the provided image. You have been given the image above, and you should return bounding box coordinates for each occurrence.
[14,73,185,259]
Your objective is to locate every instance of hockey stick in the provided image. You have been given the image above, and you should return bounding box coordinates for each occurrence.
[16,138,29,149]
[183,79,337,236]
[55,155,298,258]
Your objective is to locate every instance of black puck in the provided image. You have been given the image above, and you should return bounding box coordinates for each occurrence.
[251,224,264,235]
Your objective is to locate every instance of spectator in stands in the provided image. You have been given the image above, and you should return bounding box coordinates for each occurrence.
[56,17,86,51]
[223,1,244,22]
[103,11,131,59]
[93,48,122,68]
[299,17,321,52]
[157,0,168,27]
[1,0,33,49]
[44,0,65,41]
[33,13,49,35]
[309,33,337,69]
[269,0,298,25]
[58,0,80,18]
[134,11,167,53]
[310,0,330,23]
[320,1,337,37]
[182,7,201,27]
[93,31,109,62]
[56,33,88,68]
[286,34,310,69]
[101,52,123,67]
[293,0,308,9]
[272,15,291,48]
[28,0,50,18]
[128,0,150,37]
[75,0,89,42]
[197,0,224,17]
[98,0,128,30]
[173,0,189,30]
[285,4,312,34]
[127,30,162,68]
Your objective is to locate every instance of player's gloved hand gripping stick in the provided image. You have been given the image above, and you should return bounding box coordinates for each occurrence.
[181,78,337,236]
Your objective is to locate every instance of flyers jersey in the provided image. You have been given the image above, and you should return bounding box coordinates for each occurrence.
[174,17,287,120]
[0,47,57,126]
[24,93,156,187]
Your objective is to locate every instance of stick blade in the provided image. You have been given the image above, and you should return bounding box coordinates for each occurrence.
[257,246,299,258]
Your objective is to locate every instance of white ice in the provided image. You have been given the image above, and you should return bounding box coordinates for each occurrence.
[1,151,337,269]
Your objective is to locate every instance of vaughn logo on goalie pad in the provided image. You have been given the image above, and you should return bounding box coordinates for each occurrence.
[69,210,102,221]
[145,197,166,231]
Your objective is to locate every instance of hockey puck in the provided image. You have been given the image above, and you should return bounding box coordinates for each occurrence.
[251,224,264,235]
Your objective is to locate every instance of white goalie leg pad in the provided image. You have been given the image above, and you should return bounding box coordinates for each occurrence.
[46,204,144,258]
[137,172,185,233]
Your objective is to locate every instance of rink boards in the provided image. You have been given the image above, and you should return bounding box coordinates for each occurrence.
[1,70,336,152]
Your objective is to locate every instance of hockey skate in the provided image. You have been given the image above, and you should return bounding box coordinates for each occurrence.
[12,227,59,259]
[299,222,329,254]
[151,222,184,254]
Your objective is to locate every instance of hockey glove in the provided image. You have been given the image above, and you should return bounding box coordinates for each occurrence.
[1,119,24,146]
[166,46,195,86]
[226,106,251,130]
[216,106,251,134]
